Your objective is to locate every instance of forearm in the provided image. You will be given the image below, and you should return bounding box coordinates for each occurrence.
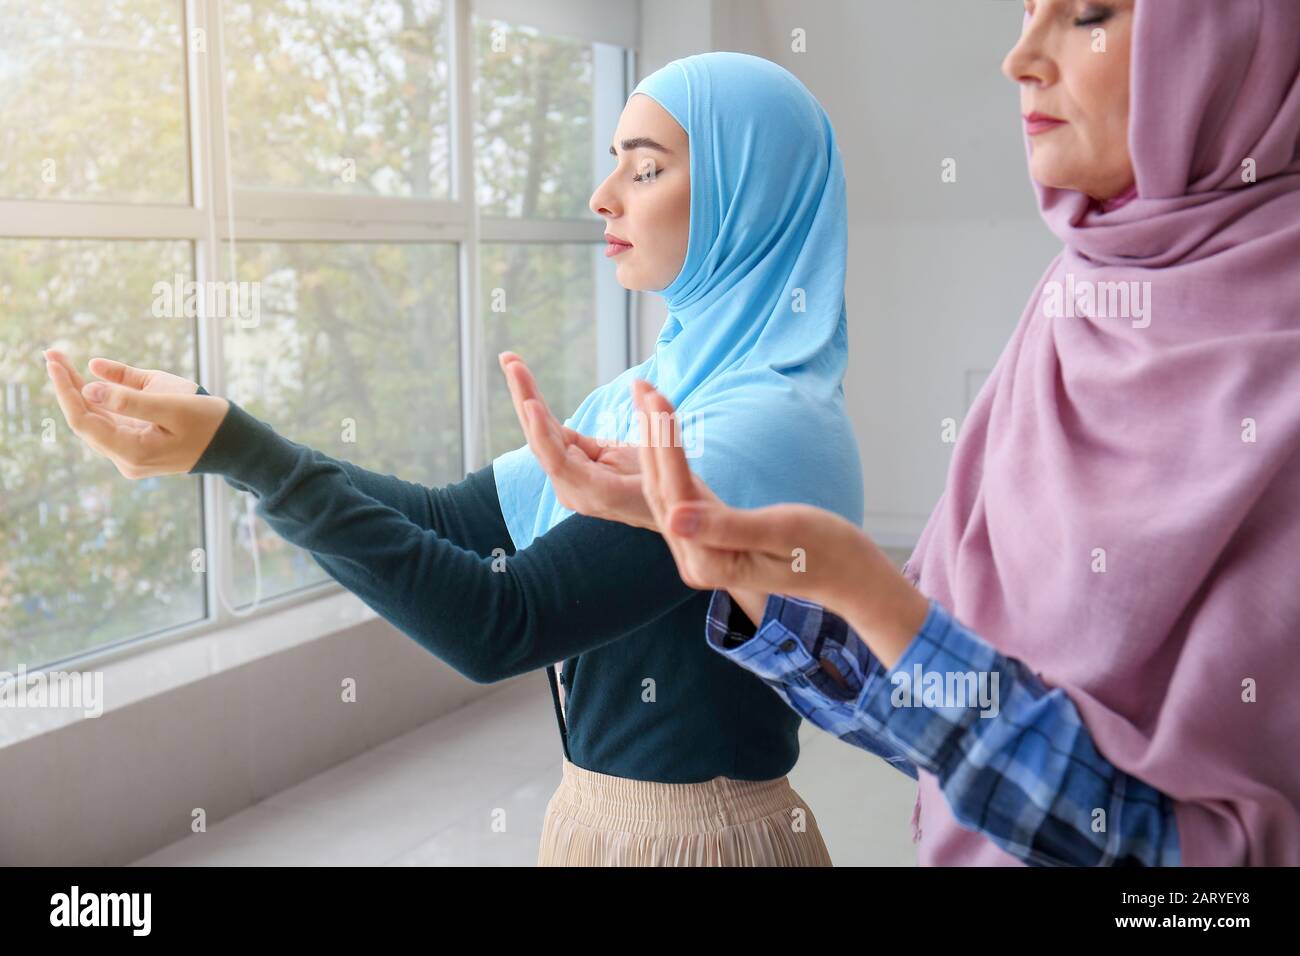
[190,399,696,682]
[832,534,931,670]
[194,384,500,554]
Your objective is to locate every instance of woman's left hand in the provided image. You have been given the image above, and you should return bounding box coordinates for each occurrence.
[633,379,929,667]
[499,351,660,530]
[44,351,230,479]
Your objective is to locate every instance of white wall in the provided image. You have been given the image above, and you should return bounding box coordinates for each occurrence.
[636,0,1062,546]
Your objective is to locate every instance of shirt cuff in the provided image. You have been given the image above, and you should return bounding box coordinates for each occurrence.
[187,399,304,500]
[705,591,828,684]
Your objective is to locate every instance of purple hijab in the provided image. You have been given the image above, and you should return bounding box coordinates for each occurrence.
[906,0,1300,865]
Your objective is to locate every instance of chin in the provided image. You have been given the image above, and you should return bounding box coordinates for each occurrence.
[613,263,648,292]
[1029,153,1080,193]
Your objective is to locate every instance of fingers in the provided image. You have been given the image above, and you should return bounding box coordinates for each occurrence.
[667,501,792,556]
[562,425,610,461]
[629,380,728,588]
[88,357,152,390]
[502,352,614,464]
[642,384,697,507]
[626,378,801,594]
[46,358,121,451]
[500,353,556,427]
[522,399,569,473]
[499,353,540,405]
[502,353,582,452]
[499,354,536,440]
[80,381,187,431]
[43,350,88,392]
[634,378,699,532]
[633,382,664,522]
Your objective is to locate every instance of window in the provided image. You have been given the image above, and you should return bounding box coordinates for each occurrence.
[480,242,601,461]
[223,1,453,198]
[221,241,461,605]
[0,0,189,203]
[0,0,634,670]
[473,17,631,458]
[0,239,204,670]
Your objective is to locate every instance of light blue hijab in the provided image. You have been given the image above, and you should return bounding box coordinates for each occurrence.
[494,52,864,549]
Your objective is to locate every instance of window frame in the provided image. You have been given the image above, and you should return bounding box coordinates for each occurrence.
[0,0,638,673]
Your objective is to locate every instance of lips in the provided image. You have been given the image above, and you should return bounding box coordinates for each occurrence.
[603,233,633,257]
[1023,111,1068,135]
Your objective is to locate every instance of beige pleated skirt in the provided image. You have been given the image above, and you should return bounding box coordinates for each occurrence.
[536,757,833,866]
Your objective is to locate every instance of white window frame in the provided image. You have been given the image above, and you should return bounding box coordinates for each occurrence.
[0,0,639,672]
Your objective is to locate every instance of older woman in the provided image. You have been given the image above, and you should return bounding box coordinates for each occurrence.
[504,0,1300,865]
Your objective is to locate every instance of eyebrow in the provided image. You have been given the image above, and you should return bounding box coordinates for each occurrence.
[609,136,673,156]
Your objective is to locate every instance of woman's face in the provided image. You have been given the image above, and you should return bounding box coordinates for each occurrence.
[589,93,691,292]
[1002,0,1135,201]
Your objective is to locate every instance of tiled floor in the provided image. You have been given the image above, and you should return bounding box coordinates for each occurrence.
[132,675,919,866]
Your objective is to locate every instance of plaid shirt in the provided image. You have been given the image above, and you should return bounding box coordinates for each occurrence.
[705,589,1181,867]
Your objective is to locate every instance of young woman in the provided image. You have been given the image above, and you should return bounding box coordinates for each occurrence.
[43,52,866,866]
[508,0,1300,866]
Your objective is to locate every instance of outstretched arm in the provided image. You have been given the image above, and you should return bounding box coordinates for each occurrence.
[190,398,697,683]
[195,384,501,556]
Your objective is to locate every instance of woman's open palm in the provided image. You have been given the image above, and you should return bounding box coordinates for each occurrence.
[43,350,228,478]
[45,351,198,433]
[499,352,688,531]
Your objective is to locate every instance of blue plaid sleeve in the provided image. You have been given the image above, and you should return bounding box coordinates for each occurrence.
[707,590,1181,867]
[705,590,918,779]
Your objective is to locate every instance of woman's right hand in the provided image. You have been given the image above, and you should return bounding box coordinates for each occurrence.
[44,351,200,430]
[44,350,228,479]
[498,351,657,530]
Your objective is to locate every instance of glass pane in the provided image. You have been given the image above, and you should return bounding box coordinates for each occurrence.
[220,242,461,607]
[0,240,204,670]
[481,243,600,461]
[0,0,189,203]
[474,21,608,218]
[223,0,452,199]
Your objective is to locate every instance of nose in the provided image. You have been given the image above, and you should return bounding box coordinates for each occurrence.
[589,167,622,219]
[1001,14,1056,88]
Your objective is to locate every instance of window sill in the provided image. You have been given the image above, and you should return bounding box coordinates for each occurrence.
[0,587,378,750]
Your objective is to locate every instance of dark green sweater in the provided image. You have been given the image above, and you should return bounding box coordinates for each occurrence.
[189,389,801,784]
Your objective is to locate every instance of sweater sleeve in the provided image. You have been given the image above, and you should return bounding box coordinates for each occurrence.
[193,385,501,556]
[188,398,697,683]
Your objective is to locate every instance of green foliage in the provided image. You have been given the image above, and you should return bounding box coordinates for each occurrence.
[0,2,608,668]
[0,240,205,669]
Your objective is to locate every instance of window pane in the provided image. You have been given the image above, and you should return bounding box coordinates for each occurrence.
[0,240,204,670]
[474,22,613,219]
[481,243,600,461]
[220,242,461,607]
[0,0,189,203]
[223,0,452,198]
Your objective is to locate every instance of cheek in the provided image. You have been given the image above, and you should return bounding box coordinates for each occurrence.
[670,183,690,256]
[1079,45,1131,155]
[642,181,690,271]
